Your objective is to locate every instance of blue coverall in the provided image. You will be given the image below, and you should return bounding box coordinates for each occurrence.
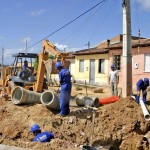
[135,79,149,104]
[59,68,72,115]
[19,64,28,78]
[33,132,54,142]
[22,64,28,70]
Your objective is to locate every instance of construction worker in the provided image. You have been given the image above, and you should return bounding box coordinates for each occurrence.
[30,124,54,142]
[19,60,31,79]
[22,60,28,70]
[55,62,72,116]
[108,64,119,96]
[134,78,149,104]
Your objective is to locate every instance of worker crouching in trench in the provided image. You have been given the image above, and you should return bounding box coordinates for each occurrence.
[30,124,54,142]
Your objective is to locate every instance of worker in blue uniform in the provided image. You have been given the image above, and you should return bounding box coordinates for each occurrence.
[30,124,54,142]
[19,60,31,79]
[135,78,149,104]
[22,60,28,70]
[55,62,72,116]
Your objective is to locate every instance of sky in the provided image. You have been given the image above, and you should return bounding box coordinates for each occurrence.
[0,0,150,65]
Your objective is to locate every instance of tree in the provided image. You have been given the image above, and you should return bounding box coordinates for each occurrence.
[33,58,38,71]
[48,55,55,60]
[33,55,55,71]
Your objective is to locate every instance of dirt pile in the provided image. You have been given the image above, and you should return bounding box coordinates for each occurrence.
[0,90,150,149]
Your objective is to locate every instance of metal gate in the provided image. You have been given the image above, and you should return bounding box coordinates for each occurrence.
[89,59,95,84]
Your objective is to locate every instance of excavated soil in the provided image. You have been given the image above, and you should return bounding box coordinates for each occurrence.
[0,85,150,150]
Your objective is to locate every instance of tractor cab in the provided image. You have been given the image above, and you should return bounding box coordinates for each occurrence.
[9,53,38,87]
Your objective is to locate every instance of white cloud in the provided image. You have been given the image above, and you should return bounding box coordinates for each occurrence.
[3,46,38,65]
[54,43,84,52]
[54,43,68,52]
[30,9,46,16]
[3,48,22,64]
[68,47,82,52]
[136,0,150,11]
[2,43,83,65]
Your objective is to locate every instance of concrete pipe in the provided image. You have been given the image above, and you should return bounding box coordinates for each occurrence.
[140,98,150,121]
[75,94,99,108]
[40,90,60,110]
[11,86,41,105]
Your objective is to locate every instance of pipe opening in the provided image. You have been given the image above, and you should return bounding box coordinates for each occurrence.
[85,97,99,108]
[82,145,97,150]
[41,92,54,104]
[93,98,100,108]
[12,88,23,103]
[145,115,150,121]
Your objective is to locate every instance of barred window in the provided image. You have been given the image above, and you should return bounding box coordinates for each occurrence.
[98,59,105,73]
[113,55,121,70]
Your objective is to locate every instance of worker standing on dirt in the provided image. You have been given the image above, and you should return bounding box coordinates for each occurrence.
[30,124,54,142]
[134,78,149,104]
[55,62,72,116]
[108,64,119,96]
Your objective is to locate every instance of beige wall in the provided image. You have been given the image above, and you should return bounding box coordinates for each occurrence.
[72,54,109,85]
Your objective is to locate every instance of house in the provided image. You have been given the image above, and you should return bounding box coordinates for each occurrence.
[72,34,150,88]
[72,47,109,86]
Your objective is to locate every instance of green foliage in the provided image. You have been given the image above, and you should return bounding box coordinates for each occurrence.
[33,55,55,71]
[48,55,55,60]
[33,58,38,71]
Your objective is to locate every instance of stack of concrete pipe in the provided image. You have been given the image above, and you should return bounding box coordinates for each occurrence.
[11,87,60,110]
[11,87,100,111]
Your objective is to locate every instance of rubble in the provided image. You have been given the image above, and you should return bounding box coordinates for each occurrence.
[0,86,150,149]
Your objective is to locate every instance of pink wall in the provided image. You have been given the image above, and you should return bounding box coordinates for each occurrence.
[132,47,150,88]
[108,46,150,88]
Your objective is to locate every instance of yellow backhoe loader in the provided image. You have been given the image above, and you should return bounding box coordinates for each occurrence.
[0,39,70,94]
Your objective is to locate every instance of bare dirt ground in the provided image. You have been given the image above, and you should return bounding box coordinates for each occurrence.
[1,85,150,150]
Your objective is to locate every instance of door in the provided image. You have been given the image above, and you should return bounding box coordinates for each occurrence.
[89,59,95,84]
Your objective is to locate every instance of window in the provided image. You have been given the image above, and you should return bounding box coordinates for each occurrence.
[145,54,150,72]
[98,59,105,73]
[113,55,121,70]
[79,60,84,72]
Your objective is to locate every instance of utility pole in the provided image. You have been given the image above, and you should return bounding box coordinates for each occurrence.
[85,41,90,49]
[64,48,66,52]
[122,0,132,97]
[1,48,4,80]
[25,38,27,55]
[138,29,141,54]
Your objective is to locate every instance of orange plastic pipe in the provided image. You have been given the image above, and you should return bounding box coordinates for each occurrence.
[99,96,119,105]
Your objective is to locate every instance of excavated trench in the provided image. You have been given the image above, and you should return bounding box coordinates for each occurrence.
[1,92,150,149]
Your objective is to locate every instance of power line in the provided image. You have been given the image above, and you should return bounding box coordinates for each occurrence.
[63,0,107,47]
[89,0,117,42]
[134,0,140,31]
[20,0,107,53]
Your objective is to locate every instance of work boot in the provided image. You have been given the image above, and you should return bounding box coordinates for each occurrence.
[57,113,66,117]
